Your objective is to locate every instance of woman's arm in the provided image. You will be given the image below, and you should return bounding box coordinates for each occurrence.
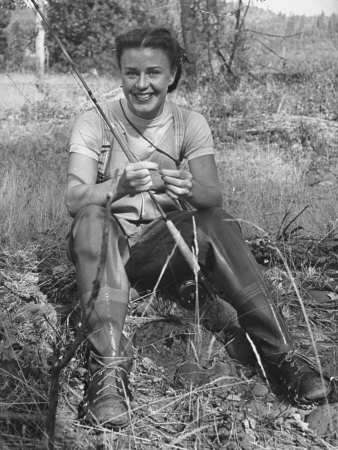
[66,152,159,217]
[160,154,223,209]
[66,153,117,217]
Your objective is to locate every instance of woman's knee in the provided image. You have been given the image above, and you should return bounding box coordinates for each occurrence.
[194,207,240,231]
[70,205,119,258]
[76,204,105,223]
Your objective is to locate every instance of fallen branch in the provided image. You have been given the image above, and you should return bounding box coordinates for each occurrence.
[0,412,44,423]
[223,114,338,150]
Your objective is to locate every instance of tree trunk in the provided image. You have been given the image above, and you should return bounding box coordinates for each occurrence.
[179,0,197,76]
[35,0,45,77]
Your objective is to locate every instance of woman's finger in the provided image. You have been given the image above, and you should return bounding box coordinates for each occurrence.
[166,184,192,198]
[129,175,152,187]
[162,174,192,187]
[128,161,159,172]
[125,168,153,180]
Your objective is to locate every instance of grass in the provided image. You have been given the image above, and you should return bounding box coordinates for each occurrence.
[1,36,338,449]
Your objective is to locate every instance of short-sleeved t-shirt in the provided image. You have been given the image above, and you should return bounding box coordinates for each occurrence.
[69,99,214,221]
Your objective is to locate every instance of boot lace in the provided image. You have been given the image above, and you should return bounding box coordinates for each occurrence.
[86,353,132,405]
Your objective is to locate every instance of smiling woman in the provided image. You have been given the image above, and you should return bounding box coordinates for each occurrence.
[65,27,334,431]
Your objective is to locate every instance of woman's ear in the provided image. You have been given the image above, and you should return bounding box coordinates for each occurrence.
[169,67,177,85]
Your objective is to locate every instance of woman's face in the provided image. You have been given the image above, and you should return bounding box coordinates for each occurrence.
[120,47,176,120]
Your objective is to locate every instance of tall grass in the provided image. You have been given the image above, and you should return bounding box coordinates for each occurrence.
[1,64,338,251]
[0,74,123,252]
[216,140,338,238]
[0,120,70,249]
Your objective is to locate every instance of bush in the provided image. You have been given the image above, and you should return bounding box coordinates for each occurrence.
[5,18,35,72]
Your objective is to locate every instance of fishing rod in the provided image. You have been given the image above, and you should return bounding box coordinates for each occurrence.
[28,0,217,303]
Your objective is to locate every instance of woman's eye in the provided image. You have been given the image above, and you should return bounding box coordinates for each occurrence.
[125,71,137,77]
[149,70,160,77]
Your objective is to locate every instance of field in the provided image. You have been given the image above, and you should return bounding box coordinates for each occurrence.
[1,28,338,450]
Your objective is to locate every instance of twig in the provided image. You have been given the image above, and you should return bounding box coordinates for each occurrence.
[216,48,235,76]
[5,74,34,105]
[141,241,179,317]
[310,224,338,252]
[46,194,113,450]
[244,28,304,38]
[255,38,287,61]
[196,3,248,19]
[0,412,44,422]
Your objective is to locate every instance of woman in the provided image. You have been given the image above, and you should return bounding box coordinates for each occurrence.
[66,27,332,429]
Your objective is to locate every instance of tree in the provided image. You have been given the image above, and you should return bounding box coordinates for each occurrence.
[34,0,46,76]
[179,0,252,86]
[179,0,198,76]
[0,0,18,69]
[0,8,11,69]
[46,0,162,72]
[4,5,35,71]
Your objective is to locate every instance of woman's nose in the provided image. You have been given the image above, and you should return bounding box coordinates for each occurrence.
[136,73,149,89]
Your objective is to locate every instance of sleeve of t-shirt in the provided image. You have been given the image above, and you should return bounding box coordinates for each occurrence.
[183,110,214,161]
[69,108,104,161]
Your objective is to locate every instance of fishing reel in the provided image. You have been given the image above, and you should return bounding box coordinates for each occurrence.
[177,278,208,310]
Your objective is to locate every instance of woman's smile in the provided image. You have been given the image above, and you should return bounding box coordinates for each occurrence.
[133,92,153,102]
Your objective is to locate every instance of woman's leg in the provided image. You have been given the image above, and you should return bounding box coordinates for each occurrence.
[192,207,333,403]
[68,205,132,428]
[126,207,333,404]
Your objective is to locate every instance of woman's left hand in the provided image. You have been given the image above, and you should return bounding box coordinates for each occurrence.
[160,169,193,199]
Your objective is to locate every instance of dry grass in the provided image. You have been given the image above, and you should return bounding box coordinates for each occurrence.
[1,247,338,449]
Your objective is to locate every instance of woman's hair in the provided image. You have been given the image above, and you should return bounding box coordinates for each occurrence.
[115,27,187,93]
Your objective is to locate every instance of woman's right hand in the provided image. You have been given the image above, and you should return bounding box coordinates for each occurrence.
[117,161,159,196]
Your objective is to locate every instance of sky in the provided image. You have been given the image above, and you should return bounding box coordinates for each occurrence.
[255,0,338,16]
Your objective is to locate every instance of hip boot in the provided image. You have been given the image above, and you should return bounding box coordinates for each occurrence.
[82,290,133,429]
[193,208,333,404]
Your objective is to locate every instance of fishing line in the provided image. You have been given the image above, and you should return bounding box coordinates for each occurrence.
[5,73,34,106]
[119,99,180,167]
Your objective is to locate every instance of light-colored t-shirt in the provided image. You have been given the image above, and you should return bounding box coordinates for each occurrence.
[69,99,214,220]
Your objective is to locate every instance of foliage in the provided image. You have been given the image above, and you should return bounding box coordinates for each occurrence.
[0,9,11,69]
[5,18,35,71]
[0,7,35,72]
[1,0,337,89]
[46,0,165,72]
[0,1,30,70]
[194,0,251,85]
[0,0,27,8]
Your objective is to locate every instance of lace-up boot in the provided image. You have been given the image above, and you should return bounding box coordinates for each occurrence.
[81,292,133,428]
[84,349,133,428]
[263,352,333,405]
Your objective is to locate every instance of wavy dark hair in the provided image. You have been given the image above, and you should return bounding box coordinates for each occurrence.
[115,27,187,93]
